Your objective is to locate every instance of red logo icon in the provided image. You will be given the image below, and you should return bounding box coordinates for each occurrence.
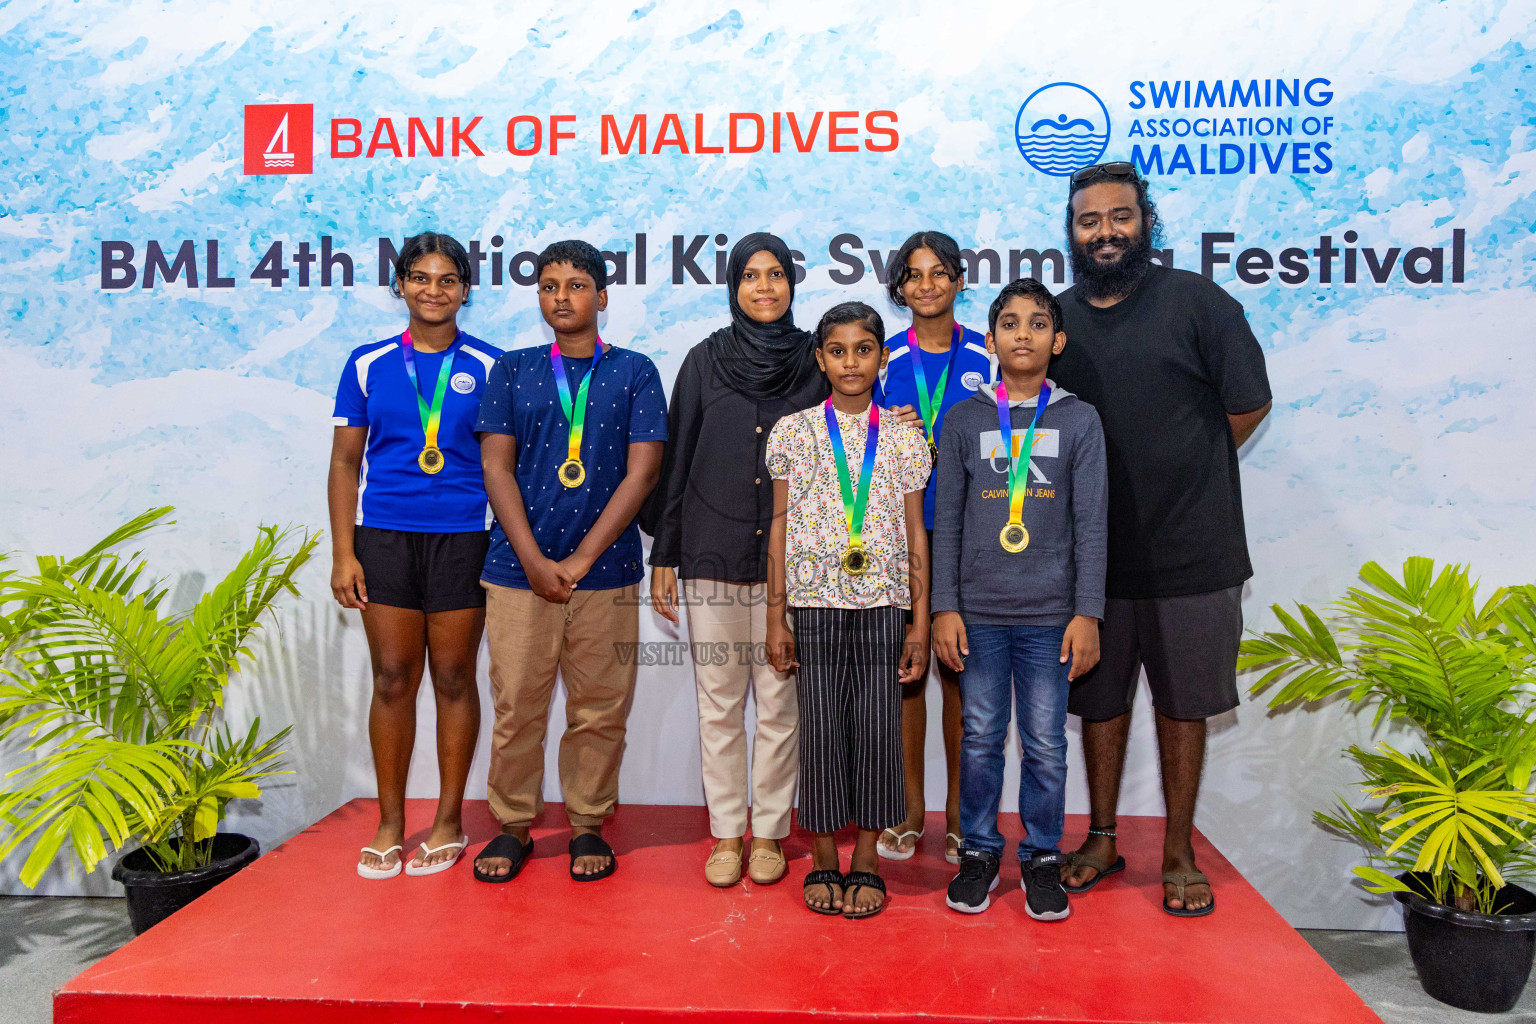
[244,104,313,175]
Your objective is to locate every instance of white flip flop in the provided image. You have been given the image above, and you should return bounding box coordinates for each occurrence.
[357,845,403,880]
[404,835,468,876]
[876,828,924,862]
[945,832,963,866]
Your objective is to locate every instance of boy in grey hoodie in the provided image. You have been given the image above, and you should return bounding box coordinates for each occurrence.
[932,277,1107,920]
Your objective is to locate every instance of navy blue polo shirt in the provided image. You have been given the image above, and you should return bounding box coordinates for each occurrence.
[476,343,669,591]
[875,325,992,528]
[332,332,503,532]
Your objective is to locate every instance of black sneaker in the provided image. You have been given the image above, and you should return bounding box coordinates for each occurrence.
[945,848,1000,914]
[1023,852,1071,921]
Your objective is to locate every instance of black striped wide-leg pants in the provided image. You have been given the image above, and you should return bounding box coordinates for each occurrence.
[791,605,907,834]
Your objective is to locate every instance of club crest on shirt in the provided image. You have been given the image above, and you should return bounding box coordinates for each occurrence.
[979,428,1058,483]
[451,372,477,394]
[961,371,984,391]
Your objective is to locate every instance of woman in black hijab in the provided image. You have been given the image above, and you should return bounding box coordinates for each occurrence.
[643,233,828,889]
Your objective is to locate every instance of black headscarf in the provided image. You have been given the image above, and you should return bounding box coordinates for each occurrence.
[705,233,818,402]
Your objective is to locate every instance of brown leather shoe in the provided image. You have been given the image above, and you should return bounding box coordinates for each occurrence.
[704,844,742,887]
[747,843,786,885]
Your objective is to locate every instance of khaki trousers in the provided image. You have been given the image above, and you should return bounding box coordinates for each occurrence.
[683,580,799,840]
[484,581,639,829]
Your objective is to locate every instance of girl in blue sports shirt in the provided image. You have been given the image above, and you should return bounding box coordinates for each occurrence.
[874,231,993,867]
[328,232,503,880]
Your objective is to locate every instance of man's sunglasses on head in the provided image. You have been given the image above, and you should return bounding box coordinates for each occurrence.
[1070,161,1137,185]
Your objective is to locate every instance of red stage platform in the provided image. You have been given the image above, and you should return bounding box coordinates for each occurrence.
[58,799,1380,1024]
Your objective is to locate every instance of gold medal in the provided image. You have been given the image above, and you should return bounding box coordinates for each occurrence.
[402,331,455,478]
[927,438,939,462]
[558,459,586,488]
[999,522,1029,553]
[840,544,868,576]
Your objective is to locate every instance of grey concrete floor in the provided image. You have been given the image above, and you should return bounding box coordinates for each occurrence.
[0,898,132,1024]
[1301,929,1536,1023]
[1,896,1534,1022]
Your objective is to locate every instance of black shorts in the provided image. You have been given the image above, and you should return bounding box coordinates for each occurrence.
[1067,585,1243,722]
[353,527,489,613]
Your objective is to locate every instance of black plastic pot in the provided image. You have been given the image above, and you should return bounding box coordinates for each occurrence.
[1394,871,1536,1013]
[111,833,260,934]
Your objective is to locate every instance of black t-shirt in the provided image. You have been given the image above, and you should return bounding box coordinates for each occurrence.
[1050,264,1271,600]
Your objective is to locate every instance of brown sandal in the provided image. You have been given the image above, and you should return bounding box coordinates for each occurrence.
[1163,871,1215,917]
[1062,851,1126,894]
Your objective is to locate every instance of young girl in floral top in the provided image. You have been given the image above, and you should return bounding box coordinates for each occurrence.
[766,301,931,918]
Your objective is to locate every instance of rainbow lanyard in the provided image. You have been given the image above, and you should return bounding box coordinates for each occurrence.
[905,324,962,449]
[996,380,1052,528]
[400,329,459,451]
[551,337,605,468]
[824,398,880,553]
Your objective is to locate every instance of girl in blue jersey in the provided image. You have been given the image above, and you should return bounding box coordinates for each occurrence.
[328,232,503,879]
[874,231,993,867]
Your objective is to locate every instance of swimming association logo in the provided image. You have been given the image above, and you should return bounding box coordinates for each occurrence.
[1014,83,1110,176]
[451,372,476,394]
[243,104,314,175]
[960,371,984,391]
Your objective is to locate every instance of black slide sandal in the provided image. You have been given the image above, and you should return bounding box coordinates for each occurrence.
[841,870,888,919]
[803,869,845,915]
[569,832,616,882]
[473,834,533,884]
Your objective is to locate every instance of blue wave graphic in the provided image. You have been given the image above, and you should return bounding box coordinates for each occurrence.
[1016,127,1109,174]
[1018,133,1108,144]
[1017,131,1108,167]
[1018,141,1108,151]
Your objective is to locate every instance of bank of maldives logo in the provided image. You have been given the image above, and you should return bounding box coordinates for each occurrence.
[243,104,313,175]
[1014,83,1109,176]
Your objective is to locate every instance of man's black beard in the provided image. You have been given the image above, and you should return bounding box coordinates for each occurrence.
[1069,232,1153,301]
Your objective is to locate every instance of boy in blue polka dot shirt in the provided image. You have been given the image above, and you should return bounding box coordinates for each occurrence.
[472,240,668,884]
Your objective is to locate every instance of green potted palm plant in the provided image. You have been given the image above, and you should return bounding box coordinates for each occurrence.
[1242,557,1536,1013]
[0,508,316,933]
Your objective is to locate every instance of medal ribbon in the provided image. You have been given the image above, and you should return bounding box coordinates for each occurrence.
[401,329,459,451]
[905,324,963,447]
[824,398,880,550]
[551,337,606,465]
[996,380,1053,527]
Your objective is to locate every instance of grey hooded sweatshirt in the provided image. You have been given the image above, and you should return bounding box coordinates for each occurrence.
[931,379,1107,626]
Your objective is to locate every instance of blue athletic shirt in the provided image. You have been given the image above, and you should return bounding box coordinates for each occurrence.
[475,343,669,591]
[332,332,503,533]
[875,325,993,528]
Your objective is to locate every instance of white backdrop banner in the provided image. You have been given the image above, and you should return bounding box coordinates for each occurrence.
[2,0,1533,929]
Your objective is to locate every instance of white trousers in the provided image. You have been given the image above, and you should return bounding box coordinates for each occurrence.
[683,580,799,840]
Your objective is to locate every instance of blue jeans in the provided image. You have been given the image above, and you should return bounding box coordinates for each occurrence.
[957,623,1071,861]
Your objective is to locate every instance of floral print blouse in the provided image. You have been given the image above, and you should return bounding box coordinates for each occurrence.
[767,403,931,610]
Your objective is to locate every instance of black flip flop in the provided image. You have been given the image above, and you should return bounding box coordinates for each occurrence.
[1061,852,1126,894]
[803,868,845,915]
[569,832,616,882]
[841,870,888,919]
[473,833,533,884]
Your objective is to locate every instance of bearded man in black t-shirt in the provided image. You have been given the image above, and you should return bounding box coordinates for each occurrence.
[1048,164,1272,917]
